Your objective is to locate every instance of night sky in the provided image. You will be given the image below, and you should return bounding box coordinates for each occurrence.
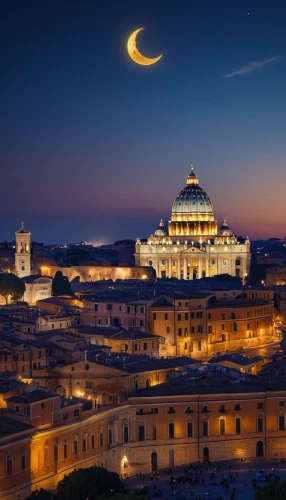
[1,1,286,244]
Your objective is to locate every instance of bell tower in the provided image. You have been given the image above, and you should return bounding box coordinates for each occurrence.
[15,222,31,278]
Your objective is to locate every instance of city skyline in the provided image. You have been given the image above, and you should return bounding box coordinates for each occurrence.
[1,0,286,244]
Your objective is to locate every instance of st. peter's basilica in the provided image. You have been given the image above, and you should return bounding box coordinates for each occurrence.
[135,166,251,280]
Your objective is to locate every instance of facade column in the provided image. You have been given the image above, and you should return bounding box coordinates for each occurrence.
[168,258,172,278]
[206,255,209,278]
[183,258,188,280]
[197,259,201,279]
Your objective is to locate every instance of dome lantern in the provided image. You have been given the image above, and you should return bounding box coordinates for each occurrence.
[187,165,199,185]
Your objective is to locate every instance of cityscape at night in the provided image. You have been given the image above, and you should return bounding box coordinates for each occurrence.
[1,1,286,499]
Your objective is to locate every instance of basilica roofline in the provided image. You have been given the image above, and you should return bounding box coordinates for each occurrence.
[136,235,250,248]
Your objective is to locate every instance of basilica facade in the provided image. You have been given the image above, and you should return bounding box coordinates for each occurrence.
[135,166,251,280]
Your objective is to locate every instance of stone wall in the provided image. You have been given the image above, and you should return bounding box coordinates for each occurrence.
[40,265,156,282]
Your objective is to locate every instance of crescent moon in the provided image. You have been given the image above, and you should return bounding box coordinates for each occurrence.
[127,28,162,66]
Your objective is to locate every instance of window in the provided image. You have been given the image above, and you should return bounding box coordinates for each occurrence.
[138,425,145,441]
[99,431,104,447]
[233,322,237,332]
[143,343,147,350]
[86,381,92,389]
[108,427,113,445]
[219,405,226,413]
[208,313,211,319]
[257,416,264,432]
[203,405,209,413]
[235,418,241,435]
[123,422,129,443]
[153,313,157,320]
[279,401,285,407]
[222,313,225,320]
[208,325,212,334]
[152,425,157,440]
[247,323,250,330]
[219,418,225,435]
[91,432,95,449]
[63,439,68,459]
[185,313,188,320]
[85,364,89,370]
[165,313,168,320]
[178,328,182,336]
[44,443,49,465]
[187,422,193,437]
[191,312,195,319]
[198,325,203,333]
[202,421,208,436]
[73,409,80,417]
[178,314,181,321]
[234,404,241,411]
[198,340,202,352]
[235,258,241,266]
[184,328,188,336]
[6,453,12,476]
[257,403,263,409]
[73,435,78,456]
[140,306,144,313]
[140,320,144,328]
[168,406,175,414]
[191,326,195,333]
[196,312,203,319]
[151,407,158,414]
[82,433,87,452]
[168,422,175,438]
[134,343,138,352]
[107,304,112,311]
[231,312,236,319]
[94,304,98,311]
[127,306,131,313]
[166,326,170,333]
[41,402,44,410]
[184,342,187,350]
[278,414,285,431]
[21,452,26,471]
[185,406,193,413]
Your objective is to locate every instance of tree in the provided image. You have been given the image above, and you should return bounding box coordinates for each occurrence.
[51,271,73,297]
[53,466,125,500]
[255,480,286,499]
[25,488,53,500]
[0,272,25,303]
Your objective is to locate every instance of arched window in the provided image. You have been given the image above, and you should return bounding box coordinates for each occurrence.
[82,433,88,453]
[53,439,58,463]
[44,442,49,466]
[123,421,129,443]
[146,378,151,388]
[63,439,68,460]
[73,434,79,456]
[235,258,241,266]
[6,453,13,476]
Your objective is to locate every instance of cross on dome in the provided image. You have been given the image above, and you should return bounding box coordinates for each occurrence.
[187,164,199,185]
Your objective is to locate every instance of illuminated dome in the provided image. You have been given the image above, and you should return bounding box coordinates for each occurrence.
[171,166,214,216]
[154,219,167,237]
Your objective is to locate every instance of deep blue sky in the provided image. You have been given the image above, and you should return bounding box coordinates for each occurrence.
[1,0,286,244]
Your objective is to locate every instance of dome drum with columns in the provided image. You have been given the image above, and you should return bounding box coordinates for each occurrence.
[135,166,251,280]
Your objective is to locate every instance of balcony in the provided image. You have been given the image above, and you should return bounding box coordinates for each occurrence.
[185,409,194,414]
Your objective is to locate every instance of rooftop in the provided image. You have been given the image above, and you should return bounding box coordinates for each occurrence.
[7,390,59,404]
[0,416,33,438]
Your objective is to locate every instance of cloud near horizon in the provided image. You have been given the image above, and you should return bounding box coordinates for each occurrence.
[224,55,282,78]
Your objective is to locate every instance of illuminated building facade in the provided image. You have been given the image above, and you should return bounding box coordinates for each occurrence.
[135,166,251,280]
[2,384,286,499]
